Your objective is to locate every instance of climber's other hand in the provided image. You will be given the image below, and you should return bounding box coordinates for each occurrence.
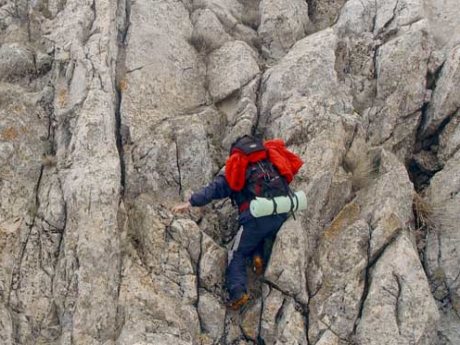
[172,202,191,214]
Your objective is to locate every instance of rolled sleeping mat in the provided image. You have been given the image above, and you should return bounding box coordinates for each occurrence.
[249,191,307,218]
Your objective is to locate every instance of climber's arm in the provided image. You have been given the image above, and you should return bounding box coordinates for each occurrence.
[189,174,232,207]
[172,174,232,213]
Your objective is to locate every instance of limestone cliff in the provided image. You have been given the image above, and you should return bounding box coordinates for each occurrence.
[0,0,459,344]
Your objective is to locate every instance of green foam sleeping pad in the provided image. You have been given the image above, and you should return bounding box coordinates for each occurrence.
[249,191,307,218]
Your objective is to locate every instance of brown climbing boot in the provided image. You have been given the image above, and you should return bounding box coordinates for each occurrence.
[253,255,264,276]
[228,293,250,310]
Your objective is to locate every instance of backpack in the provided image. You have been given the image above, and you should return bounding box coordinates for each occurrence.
[228,136,291,211]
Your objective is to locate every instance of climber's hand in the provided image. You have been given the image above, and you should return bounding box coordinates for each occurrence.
[172,202,192,214]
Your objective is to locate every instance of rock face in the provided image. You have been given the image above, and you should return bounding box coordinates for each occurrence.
[0,0,459,345]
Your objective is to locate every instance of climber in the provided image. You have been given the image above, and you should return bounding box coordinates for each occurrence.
[172,135,303,310]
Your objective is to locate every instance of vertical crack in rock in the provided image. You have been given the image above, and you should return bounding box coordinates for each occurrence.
[195,232,205,333]
[174,138,183,196]
[393,273,403,335]
[112,0,131,339]
[253,76,263,137]
[371,0,378,33]
[256,285,269,344]
[10,90,55,287]
[377,0,400,37]
[416,61,445,145]
[409,62,455,191]
[353,224,373,335]
[354,225,403,335]
[115,0,131,194]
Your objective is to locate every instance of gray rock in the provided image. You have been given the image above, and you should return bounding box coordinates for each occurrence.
[121,0,207,141]
[219,76,260,150]
[199,232,227,291]
[421,45,460,138]
[334,0,376,36]
[116,257,197,345]
[191,9,231,51]
[425,0,460,51]
[0,43,35,81]
[258,29,354,138]
[309,0,347,31]
[355,234,439,345]
[264,218,308,304]
[373,0,424,37]
[367,26,430,155]
[308,219,369,341]
[0,84,48,222]
[424,150,460,343]
[272,298,307,344]
[355,150,415,259]
[315,330,340,345]
[1,0,460,343]
[197,291,226,340]
[260,285,284,344]
[258,0,309,61]
[193,0,243,30]
[0,304,13,345]
[207,40,259,102]
[438,110,460,163]
[241,299,262,340]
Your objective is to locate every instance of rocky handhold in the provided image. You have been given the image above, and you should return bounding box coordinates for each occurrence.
[355,234,439,345]
[207,40,259,102]
[258,0,309,61]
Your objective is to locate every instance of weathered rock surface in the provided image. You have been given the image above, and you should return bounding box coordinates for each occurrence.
[258,0,309,61]
[421,45,460,138]
[355,233,439,345]
[0,0,459,344]
[424,150,460,344]
[207,40,259,102]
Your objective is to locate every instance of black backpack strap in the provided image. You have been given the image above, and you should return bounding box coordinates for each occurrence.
[271,198,278,215]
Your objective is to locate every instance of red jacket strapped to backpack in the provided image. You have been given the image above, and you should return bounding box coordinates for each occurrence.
[225,139,303,192]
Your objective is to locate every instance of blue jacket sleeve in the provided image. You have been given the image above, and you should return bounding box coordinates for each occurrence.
[189,175,232,207]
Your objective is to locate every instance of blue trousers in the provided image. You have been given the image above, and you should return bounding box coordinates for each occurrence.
[226,213,287,300]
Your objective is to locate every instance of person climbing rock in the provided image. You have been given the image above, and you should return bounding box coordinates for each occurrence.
[172,135,303,310]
